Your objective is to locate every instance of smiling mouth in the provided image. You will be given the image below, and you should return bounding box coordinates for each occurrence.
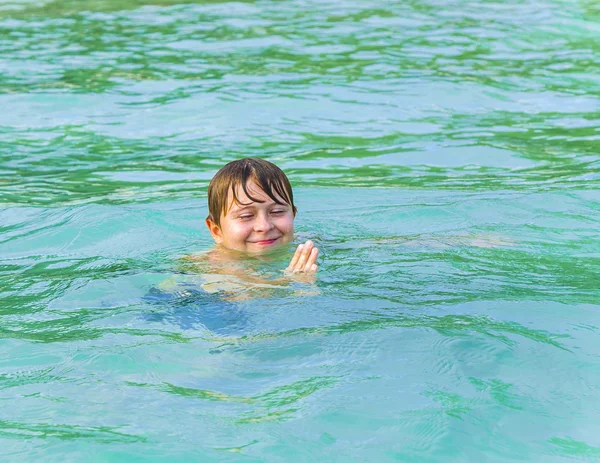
[252,237,280,246]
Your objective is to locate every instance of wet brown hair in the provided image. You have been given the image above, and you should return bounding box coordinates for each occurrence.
[207,158,297,227]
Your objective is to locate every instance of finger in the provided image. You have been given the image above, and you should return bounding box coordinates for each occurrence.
[310,264,318,273]
[294,244,312,271]
[287,244,304,270]
[294,241,313,271]
[303,247,318,272]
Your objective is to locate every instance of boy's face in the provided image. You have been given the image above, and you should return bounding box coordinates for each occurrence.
[206,179,295,254]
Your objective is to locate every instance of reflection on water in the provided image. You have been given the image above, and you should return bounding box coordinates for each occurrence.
[1,0,600,460]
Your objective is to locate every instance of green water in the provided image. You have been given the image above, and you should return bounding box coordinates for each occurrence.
[1,0,599,460]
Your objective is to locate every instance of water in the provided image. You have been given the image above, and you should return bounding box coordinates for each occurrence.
[1,0,599,460]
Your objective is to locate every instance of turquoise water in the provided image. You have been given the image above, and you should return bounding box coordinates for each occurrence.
[1,0,600,460]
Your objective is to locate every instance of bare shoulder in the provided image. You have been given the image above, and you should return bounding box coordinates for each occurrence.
[180,250,210,262]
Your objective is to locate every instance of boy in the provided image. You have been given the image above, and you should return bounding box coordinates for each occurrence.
[158,158,318,301]
[204,157,319,275]
[149,158,317,327]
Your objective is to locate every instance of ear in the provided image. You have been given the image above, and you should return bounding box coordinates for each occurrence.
[205,217,223,244]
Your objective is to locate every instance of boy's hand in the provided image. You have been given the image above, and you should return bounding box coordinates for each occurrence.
[285,240,319,275]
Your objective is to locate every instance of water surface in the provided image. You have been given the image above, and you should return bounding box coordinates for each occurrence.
[1,0,600,461]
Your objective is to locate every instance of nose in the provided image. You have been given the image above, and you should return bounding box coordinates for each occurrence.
[253,212,273,232]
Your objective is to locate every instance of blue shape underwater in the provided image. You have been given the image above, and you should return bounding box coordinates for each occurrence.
[142,286,247,334]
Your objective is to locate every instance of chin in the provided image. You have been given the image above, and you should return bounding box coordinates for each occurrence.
[247,238,287,254]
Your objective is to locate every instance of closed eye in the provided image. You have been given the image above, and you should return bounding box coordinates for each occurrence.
[271,210,286,215]
[238,214,253,220]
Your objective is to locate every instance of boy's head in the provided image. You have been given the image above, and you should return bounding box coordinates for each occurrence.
[206,158,297,253]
